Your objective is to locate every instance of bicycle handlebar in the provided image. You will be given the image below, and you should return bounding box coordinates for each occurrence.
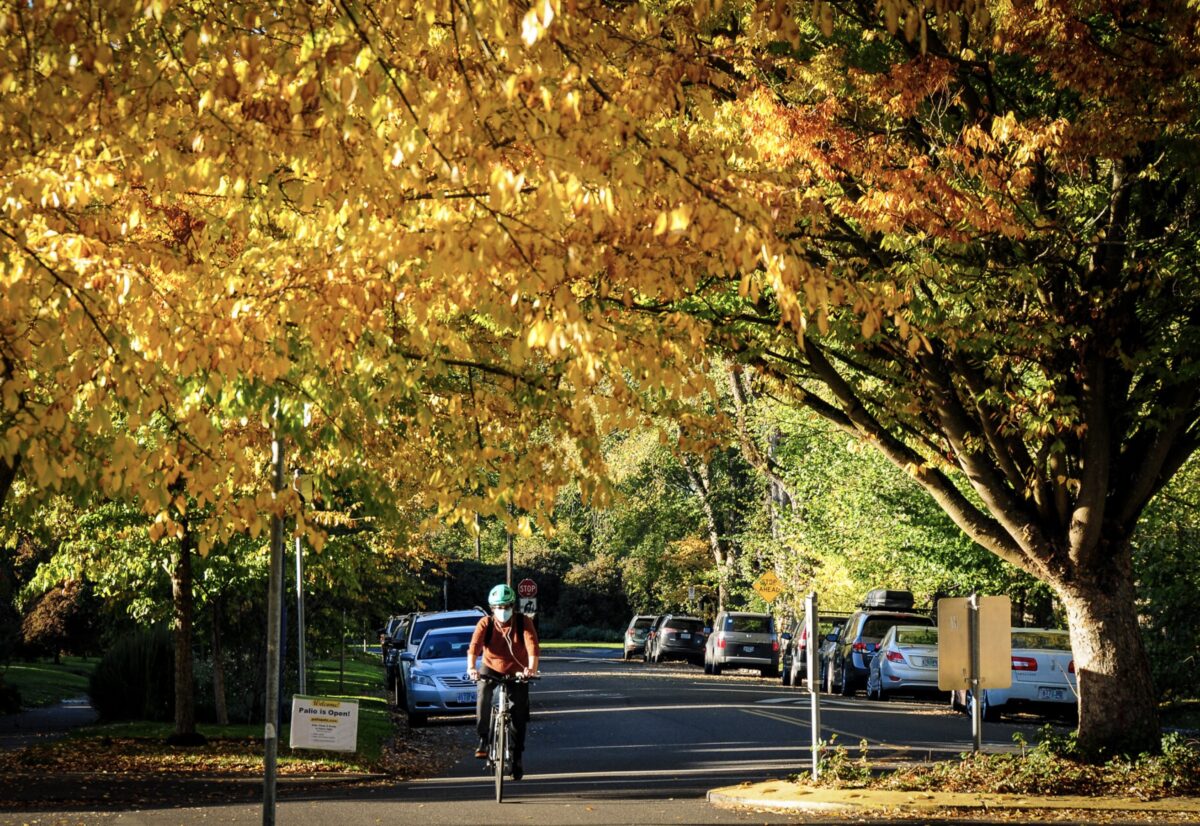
[479,672,541,683]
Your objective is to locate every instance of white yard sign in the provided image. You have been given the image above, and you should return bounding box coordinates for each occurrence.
[289,696,359,752]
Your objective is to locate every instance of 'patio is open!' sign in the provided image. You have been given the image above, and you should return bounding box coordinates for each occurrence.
[289,696,359,752]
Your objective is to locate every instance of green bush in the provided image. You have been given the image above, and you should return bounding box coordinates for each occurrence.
[89,627,174,722]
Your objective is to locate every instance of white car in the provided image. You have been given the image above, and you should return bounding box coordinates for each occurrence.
[967,628,1078,721]
[402,626,481,726]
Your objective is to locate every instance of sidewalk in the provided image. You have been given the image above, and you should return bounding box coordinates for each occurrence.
[708,778,1200,818]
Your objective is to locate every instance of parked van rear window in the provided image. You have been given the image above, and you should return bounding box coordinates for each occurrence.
[666,618,705,633]
[861,614,931,640]
[725,615,772,633]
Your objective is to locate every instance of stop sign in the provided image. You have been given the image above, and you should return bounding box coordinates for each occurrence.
[517,578,538,598]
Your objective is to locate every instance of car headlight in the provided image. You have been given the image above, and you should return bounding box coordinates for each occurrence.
[412,673,436,687]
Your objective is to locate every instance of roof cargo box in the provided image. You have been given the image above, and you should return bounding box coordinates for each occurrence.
[862,589,914,610]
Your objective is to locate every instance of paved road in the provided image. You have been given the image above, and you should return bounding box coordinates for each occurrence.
[0,653,1060,825]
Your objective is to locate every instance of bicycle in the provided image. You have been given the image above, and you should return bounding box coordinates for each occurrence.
[482,672,538,803]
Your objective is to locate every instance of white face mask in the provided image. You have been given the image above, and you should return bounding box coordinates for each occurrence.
[494,607,513,623]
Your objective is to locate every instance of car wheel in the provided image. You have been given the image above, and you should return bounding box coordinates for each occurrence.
[622,650,629,661]
[781,665,792,686]
[839,664,856,697]
[703,657,711,675]
[712,661,723,676]
[407,711,426,728]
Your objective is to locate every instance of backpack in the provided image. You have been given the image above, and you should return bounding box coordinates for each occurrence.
[483,612,524,646]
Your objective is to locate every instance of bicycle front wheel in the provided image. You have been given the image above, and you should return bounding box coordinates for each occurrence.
[493,714,507,803]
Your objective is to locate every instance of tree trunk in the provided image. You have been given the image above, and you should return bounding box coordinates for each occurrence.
[0,452,20,515]
[168,523,205,746]
[211,593,229,726]
[1058,544,1159,757]
[683,456,731,612]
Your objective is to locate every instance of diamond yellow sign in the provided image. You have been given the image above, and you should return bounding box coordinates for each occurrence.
[752,571,783,603]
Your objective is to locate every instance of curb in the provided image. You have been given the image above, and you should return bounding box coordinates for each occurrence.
[707,780,1200,815]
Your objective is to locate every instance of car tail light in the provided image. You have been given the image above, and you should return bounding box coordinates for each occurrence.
[852,642,868,653]
[1012,656,1038,671]
[1068,660,1075,674]
[885,650,905,663]
[717,633,726,649]
[771,636,779,653]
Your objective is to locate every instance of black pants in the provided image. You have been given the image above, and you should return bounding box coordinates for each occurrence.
[476,678,530,754]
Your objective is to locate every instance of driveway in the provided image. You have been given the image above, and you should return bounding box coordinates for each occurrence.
[0,697,98,751]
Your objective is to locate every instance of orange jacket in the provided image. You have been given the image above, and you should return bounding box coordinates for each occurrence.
[468,614,539,676]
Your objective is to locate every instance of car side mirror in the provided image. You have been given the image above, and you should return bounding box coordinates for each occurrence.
[704,627,712,635]
[781,632,793,641]
[826,633,838,642]
[400,652,415,663]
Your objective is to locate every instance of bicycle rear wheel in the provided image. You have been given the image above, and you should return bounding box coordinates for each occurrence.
[493,713,506,803]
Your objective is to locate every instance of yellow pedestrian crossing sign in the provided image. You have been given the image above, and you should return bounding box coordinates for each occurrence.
[752,571,783,603]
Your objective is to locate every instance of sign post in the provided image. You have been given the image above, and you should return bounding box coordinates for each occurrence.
[938,594,1011,753]
[805,591,821,780]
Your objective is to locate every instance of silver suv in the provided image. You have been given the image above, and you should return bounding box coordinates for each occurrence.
[704,611,779,677]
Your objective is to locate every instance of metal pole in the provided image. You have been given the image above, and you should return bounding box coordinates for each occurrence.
[263,431,285,826]
[294,469,306,696]
[295,533,306,695]
[806,591,821,780]
[969,592,981,754]
[339,608,346,694]
[505,504,514,587]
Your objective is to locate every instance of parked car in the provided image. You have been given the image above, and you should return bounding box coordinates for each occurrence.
[957,628,1078,722]
[781,612,851,687]
[384,614,413,705]
[645,614,707,665]
[402,626,481,726]
[865,625,941,700]
[623,614,657,661]
[380,614,407,657]
[816,621,844,690]
[398,608,486,705]
[704,611,779,677]
[642,615,667,662]
[829,590,932,696]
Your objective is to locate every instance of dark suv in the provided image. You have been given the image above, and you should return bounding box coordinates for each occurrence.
[830,602,932,696]
[646,614,707,665]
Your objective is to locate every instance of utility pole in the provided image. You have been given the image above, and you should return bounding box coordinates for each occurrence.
[263,430,285,826]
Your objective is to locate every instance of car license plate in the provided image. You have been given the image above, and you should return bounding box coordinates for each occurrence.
[457,692,475,704]
[918,657,937,667]
[1038,687,1065,701]
[679,632,690,639]
[742,645,755,653]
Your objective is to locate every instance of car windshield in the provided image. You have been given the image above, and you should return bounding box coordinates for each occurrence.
[726,615,772,633]
[895,628,939,646]
[861,615,930,640]
[412,615,480,647]
[1012,631,1072,651]
[418,631,474,660]
[666,619,704,633]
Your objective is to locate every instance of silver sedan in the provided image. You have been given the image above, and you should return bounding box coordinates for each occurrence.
[866,625,940,700]
[402,626,480,726]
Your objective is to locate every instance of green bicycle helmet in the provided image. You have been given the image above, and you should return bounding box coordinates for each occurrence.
[488,583,516,607]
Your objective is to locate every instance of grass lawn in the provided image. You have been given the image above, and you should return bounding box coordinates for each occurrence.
[5,652,395,774]
[2,657,97,708]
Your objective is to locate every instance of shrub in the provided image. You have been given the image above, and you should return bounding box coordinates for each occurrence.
[89,627,174,722]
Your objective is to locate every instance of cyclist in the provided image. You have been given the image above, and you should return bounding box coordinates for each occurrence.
[467,583,540,780]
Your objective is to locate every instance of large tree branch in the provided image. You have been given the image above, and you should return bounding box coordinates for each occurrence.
[797,338,1035,574]
[726,364,797,507]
